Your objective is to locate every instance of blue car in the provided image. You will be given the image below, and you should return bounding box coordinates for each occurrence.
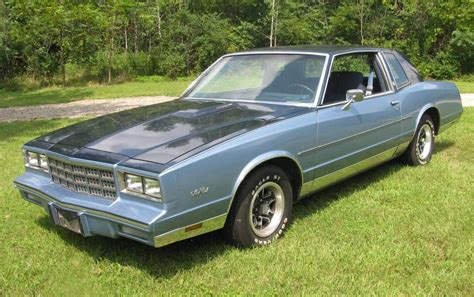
[14,46,463,248]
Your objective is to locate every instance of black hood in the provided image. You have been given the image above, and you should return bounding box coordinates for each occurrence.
[29,99,309,167]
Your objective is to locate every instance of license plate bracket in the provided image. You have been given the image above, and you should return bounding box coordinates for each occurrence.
[51,206,84,235]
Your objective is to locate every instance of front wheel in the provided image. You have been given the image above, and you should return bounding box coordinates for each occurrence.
[224,165,293,248]
[402,114,435,166]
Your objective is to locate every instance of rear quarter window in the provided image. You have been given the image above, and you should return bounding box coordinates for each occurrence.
[384,53,410,88]
[394,51,423,83]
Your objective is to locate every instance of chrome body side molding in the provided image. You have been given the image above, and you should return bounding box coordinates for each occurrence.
[299,145,400,198]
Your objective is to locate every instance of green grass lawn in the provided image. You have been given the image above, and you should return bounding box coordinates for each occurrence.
[452,80,474,93]
[0,111,473,295]
[0,80,192,108]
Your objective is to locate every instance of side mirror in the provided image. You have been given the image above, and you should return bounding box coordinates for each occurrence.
[342,89,364,110]
[346,89,364,102]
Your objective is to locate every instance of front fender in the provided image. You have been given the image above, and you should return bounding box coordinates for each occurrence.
[228,150,303,212]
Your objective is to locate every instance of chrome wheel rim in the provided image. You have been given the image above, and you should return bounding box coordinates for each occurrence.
[416,123,433,161]
[249,181,285,238]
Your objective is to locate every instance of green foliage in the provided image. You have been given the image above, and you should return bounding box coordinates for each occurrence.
[156,51,188,79]
[332,54,371,75]
[277,1,329,45]
[450,30,474,74]
[0,0,472,87]
[227,21,260,52]
[418,51,460,80]
[2,1,103,84]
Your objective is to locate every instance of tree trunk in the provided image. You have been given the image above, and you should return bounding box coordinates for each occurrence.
[108,36,113,84]
[157,0,162,38]
[61,56,66,87]
[274,4,278,47]
[320,0,328,28]
[379,6,388,39]
[60,30,66,87]
[359,0,365,45]
[269,0,275,47]
[124,28,128,52]
[108,33,113,84]
[108,8,116,84]
[134,17,138,54]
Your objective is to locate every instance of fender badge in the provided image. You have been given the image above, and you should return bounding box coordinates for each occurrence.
[191,187,209,197]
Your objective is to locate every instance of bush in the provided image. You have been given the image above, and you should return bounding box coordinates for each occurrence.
[128,52,152,76]
[161,52,188,79]
[418,51,460,80]
[88,52,153,83]
[0,76,41,91]
[450,30,474,75]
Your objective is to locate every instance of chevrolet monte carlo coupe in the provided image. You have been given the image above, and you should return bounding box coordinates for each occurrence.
[14,46,463,248]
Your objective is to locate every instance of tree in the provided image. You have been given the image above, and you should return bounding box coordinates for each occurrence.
[1,0,472,86]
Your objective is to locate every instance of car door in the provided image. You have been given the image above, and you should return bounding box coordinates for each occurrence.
[309,51,402,189]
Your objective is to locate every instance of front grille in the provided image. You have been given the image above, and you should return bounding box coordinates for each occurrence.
[48,157,117,199]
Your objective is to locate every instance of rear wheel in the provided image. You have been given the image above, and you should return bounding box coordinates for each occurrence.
[402,114,435,166]
[225,165,293,248]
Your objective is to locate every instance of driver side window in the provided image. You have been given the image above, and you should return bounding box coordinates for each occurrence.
[323,53,387,105]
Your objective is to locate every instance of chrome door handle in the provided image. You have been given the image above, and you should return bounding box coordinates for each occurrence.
[391,101,400,106]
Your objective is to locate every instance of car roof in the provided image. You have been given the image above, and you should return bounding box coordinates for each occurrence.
[237,45,393,56]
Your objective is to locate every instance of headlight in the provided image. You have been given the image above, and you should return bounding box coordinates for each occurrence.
[123,173,161,201]
[144,178,161,198]
[124,173,143,193]
[38,154,48,169]
[26,151,39,167]
[25,150,48,171]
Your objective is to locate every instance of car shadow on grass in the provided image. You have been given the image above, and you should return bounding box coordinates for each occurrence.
[35,141,454,279]
[433,140,455,154]
[37,215,230,278]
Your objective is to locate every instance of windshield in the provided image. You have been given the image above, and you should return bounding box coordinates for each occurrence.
[186,54,326,105]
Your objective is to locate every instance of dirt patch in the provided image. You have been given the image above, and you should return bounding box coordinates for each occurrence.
[0,96,176,122]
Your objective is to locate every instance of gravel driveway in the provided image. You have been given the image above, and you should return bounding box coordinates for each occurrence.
[0,94,472,123]
[0,96,176,122]
[461,93,474,107]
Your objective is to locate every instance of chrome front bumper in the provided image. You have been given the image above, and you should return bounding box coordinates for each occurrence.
[15,181,155,245]
[14,181,227,248]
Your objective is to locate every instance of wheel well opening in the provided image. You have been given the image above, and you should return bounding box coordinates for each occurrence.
[424,107,440,135]
[246,157,302,201]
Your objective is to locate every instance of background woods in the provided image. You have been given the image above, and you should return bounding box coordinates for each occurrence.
[0,0,472,89]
